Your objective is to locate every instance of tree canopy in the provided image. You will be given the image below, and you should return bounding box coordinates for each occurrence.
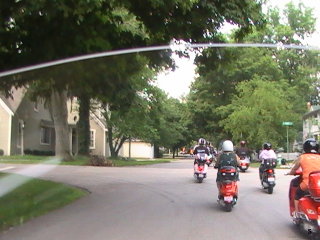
[187,2,319,149]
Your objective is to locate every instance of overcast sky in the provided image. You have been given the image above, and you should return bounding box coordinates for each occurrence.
[156,0,320,99]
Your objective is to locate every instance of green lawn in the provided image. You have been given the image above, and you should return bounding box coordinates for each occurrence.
[0,155,90,165]
[0,155,172,166]
[112,158,170,166]
[0,173,87,231]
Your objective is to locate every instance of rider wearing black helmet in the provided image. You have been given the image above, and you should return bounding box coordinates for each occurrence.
[193,138,210,175]
[258,142,277,179]
[235,140,252,159]
[193,138,210,158]
[287,138,320,217]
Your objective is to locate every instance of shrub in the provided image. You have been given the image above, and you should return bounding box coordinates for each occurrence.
[24,149,55,156]
[90,155,113,166]
[0,149,4,156]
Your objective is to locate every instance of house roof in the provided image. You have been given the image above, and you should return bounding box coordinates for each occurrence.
[0,87,26,114]
[303,105,320,120]
[90,112,107,131]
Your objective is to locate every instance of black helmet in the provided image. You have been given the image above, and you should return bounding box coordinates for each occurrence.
[263,143,272,150]
[303,138,319,153]
[198,138,206,145]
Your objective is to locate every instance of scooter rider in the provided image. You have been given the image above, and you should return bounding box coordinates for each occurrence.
[214,140,241,182]
[193,138,210,165]
[235,140,252,160]
[206,141,217,165]
[259,143,277,179]
[287,138,320,217]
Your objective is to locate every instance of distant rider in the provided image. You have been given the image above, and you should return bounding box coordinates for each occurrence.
[287,138,320,217]
[193,138,210,177]
[235,140,252,161]
[258,143,277,179]
[206,141,217,165]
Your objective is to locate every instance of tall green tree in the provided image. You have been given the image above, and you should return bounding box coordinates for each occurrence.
[0,0,265,159]
[187,2,318,146]
[218,77,299,149]
[156,98,192,158]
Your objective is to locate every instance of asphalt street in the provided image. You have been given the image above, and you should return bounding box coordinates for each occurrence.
[0,159,308,240]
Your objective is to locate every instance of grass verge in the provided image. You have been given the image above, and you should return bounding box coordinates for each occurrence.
[112,158,170,167]
[0,173,88,231]
[0,155,172,167]
[249,162,292,169]
[0,155,90,165]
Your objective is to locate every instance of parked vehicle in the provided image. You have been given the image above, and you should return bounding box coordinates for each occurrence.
[260,158,276,194]
[289,169,320,239]
[194,153,209,183]
[217,166,238,212]
[238,155,250,172]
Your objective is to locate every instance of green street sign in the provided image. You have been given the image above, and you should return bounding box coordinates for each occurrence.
[282,121,293,126]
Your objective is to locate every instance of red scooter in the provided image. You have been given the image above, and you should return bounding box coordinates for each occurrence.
[289,169,320,238]
[216,166,238,212]
[194,153,209,183]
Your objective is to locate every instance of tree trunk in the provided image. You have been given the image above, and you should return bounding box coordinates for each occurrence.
[107,126,127,158]
[78,94,90,155]
[50,90,73,161]
[115,136,127,156]
[172,147,175,159]
[107,126,116,157]
[153,144,160,158]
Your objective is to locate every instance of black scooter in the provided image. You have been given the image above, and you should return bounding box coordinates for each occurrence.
[260,158,277,194]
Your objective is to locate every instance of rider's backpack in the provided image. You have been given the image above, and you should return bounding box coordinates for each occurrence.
[219,153,238,168]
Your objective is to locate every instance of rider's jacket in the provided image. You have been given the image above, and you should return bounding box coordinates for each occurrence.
[259,149,276,164]
[235,147,250,157]
[193,145,210,155]
[299,153,320,191]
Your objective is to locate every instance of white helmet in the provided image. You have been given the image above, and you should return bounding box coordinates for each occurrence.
[222,140,234,152]
[198,138,206,145]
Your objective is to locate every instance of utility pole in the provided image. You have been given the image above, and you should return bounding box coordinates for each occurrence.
[282,122,293,161]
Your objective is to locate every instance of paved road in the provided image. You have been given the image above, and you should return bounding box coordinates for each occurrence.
[0,160,308,240]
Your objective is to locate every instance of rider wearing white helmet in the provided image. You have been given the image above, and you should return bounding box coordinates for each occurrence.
[214,140,240,181]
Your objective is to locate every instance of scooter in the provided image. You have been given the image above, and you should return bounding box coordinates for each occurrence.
[260,158,277,194]
[216,166,238,212]
[238,155,250,172]
[289,169,320,239]
[194,153,208,183]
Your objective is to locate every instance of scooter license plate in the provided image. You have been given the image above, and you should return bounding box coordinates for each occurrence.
[224,196,233,202]
[198,174,203,177]
[268,177,275,182]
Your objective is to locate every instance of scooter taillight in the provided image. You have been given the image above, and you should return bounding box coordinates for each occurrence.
[266,169,273,174]
[198,166,204,171]
[221,168,236,173]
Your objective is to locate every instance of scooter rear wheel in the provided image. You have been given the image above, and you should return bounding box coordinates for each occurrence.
[268,186,273,194]
[225,203,233,212]
[197,178,203,183]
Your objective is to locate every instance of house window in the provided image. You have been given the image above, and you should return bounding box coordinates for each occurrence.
[40,127,51,145]
[90,129,96,149]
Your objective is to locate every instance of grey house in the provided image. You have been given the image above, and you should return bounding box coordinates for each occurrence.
[0,87,109,157]
[302,104,320,141]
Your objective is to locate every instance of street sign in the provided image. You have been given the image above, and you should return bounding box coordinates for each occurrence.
[282,122,293,126]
